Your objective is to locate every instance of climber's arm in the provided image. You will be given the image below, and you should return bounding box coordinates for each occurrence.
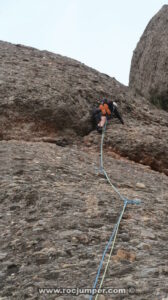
[114,107,124,124]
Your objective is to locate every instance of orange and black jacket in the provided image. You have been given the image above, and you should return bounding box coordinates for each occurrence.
[93,101,124,125]
[99,103,111,116]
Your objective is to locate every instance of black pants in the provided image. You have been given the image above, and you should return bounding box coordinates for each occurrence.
[92,110,102,128]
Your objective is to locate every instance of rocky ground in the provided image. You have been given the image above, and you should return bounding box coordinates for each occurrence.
[0,133,167,300]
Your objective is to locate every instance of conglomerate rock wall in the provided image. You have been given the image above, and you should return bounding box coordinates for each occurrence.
[0,6,168,299]
[0,41,126,137]
[0,41,168,174]
[0,140,168,299]
[129,5,168,111]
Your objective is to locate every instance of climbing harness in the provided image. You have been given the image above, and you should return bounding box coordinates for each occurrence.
[89,121,141,300]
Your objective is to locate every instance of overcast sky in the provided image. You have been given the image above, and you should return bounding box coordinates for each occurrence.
[0,0,167,85]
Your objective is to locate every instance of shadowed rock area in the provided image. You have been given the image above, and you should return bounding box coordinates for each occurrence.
[0,9,168,299]
[129,5,168,111]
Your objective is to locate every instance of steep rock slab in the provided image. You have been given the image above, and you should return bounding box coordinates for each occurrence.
[0,41,127,138]
[0,140,167,299]
[129,5,168,110]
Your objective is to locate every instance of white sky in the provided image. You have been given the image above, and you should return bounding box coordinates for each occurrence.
[0,0,167,85]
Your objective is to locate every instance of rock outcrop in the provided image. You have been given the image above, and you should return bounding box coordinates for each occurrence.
[129,5,168,111]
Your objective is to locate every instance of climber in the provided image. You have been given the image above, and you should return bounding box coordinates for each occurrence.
[92,98,124,133]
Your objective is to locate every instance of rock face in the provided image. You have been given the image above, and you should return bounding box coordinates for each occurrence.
[0,24,168,300]
[0,41,168,175]
[129,5,168,111]
[0,41,126,138]
[85,119,168,175]
[0,140,168,300]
